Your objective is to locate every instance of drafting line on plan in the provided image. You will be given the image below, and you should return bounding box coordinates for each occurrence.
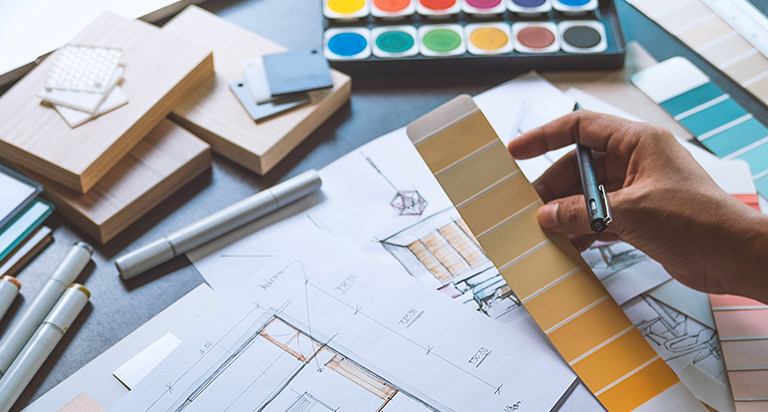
[363,154,428,216]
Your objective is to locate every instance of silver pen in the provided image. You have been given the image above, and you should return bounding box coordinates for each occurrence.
[573,102,612,233]
[115,169,323,280]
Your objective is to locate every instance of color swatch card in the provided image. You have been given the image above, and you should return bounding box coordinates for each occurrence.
[406,95,703,412]
[710,294,768,411]
[632,57,768,199]
[0,200,53,263]
[626,0,768,106]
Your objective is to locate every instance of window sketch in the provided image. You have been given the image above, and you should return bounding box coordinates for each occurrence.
[168,311,442,412]
[380,209,521,321]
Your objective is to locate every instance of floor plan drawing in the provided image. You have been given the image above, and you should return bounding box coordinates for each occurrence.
[379,208,522,322]
[169,311,441,412]
[119,233,577,412]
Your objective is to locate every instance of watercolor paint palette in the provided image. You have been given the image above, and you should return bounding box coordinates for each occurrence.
[632,57,768,199]
[322,0,625,74]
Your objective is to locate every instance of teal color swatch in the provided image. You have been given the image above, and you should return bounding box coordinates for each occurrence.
[704,117,768,157]
[678,99,748,136]
[660,83,723,117]
[736,140,768,176]
[755,175,768,197]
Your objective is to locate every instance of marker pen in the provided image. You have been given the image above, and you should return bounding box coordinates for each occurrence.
[0,242,92,376]
[0,276,20,323]
[115,170,322,279]
[0,284,90,412]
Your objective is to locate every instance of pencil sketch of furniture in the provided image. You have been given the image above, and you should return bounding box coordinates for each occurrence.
[380,209,521,320]
[582,241,648,281]
[634,296,722,365]
[168,311,442,412]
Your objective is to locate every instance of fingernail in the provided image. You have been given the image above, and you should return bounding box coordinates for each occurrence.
[537,203,558,230]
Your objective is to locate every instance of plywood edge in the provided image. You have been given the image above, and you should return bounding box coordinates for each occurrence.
[169,105,263,173]
[259,74,352,174]
[78,51,214,194]
[100,139,211,243]
[0,139,84,192]
[28,120,211,243]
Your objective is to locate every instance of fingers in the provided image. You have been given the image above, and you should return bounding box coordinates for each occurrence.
[532,150,610,203]
[536,191,624,236]
[568,233,620,252]
[508,111,640,162]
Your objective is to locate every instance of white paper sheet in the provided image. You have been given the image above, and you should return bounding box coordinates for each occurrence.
[0,172,37,226]
[22,284,223,412]
[113,332,181,390]
[117,232,577,412]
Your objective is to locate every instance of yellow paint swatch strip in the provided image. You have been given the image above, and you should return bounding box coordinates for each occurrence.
[406,95,680,411]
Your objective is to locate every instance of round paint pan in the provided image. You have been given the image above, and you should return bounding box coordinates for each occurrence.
[461,0,507,16]
[559,21,607,53]
[506,0,551,15]
[416,0,461,18]
[512,22,560,54]
[465,23,513,55]
[372,26,419,57]
[324,0,370,20]
[324,28,372,60]
[371,0,416,18]
[551,0,597,14]
[418,24,466,56]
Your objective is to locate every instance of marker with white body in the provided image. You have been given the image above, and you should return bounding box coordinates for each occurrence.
[0,276,20,322]
[0,242,92,376]
[0,284,90,412]
[115,169,322,279]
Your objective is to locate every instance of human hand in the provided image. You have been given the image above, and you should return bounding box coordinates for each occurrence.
[507,111,768,301]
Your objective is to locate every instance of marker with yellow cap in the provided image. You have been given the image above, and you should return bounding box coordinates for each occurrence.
[0,276,20,322]
[0,284,90,412]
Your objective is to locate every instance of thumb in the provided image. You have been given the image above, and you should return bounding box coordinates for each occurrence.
[537,195,608,235]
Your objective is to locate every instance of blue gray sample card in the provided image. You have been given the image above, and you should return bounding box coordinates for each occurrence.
[229,80,310,122]
[262,48,333,96]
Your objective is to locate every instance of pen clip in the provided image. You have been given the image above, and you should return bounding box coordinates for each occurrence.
[598,184,612,226]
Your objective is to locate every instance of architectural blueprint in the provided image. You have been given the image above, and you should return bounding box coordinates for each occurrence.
[116,234,578,412]
[184,75,746,410]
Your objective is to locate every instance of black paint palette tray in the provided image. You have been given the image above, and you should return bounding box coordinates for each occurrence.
[322,0,626,75]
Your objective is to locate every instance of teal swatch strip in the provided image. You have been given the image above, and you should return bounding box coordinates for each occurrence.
[703,117,768,157]
[737,141,768,177]
[656,77,768,199]
[660,83,724,117]
[0,200,53,261]
[678,99,748,136]
[755,175,768,198]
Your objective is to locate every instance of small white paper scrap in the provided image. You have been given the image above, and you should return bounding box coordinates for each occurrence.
[54,86,128,128]
[39,66,124,114]
[113,332,181,390]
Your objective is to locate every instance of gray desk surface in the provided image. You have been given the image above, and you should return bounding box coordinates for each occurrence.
[2,0,768,410]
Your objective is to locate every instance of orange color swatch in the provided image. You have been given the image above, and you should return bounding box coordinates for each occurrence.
[407,95,684,411]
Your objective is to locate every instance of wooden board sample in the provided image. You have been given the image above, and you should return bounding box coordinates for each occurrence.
[24,119,211,244]
[162,6,351,175]
[0,12,213,193]
[407,95,689,412]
